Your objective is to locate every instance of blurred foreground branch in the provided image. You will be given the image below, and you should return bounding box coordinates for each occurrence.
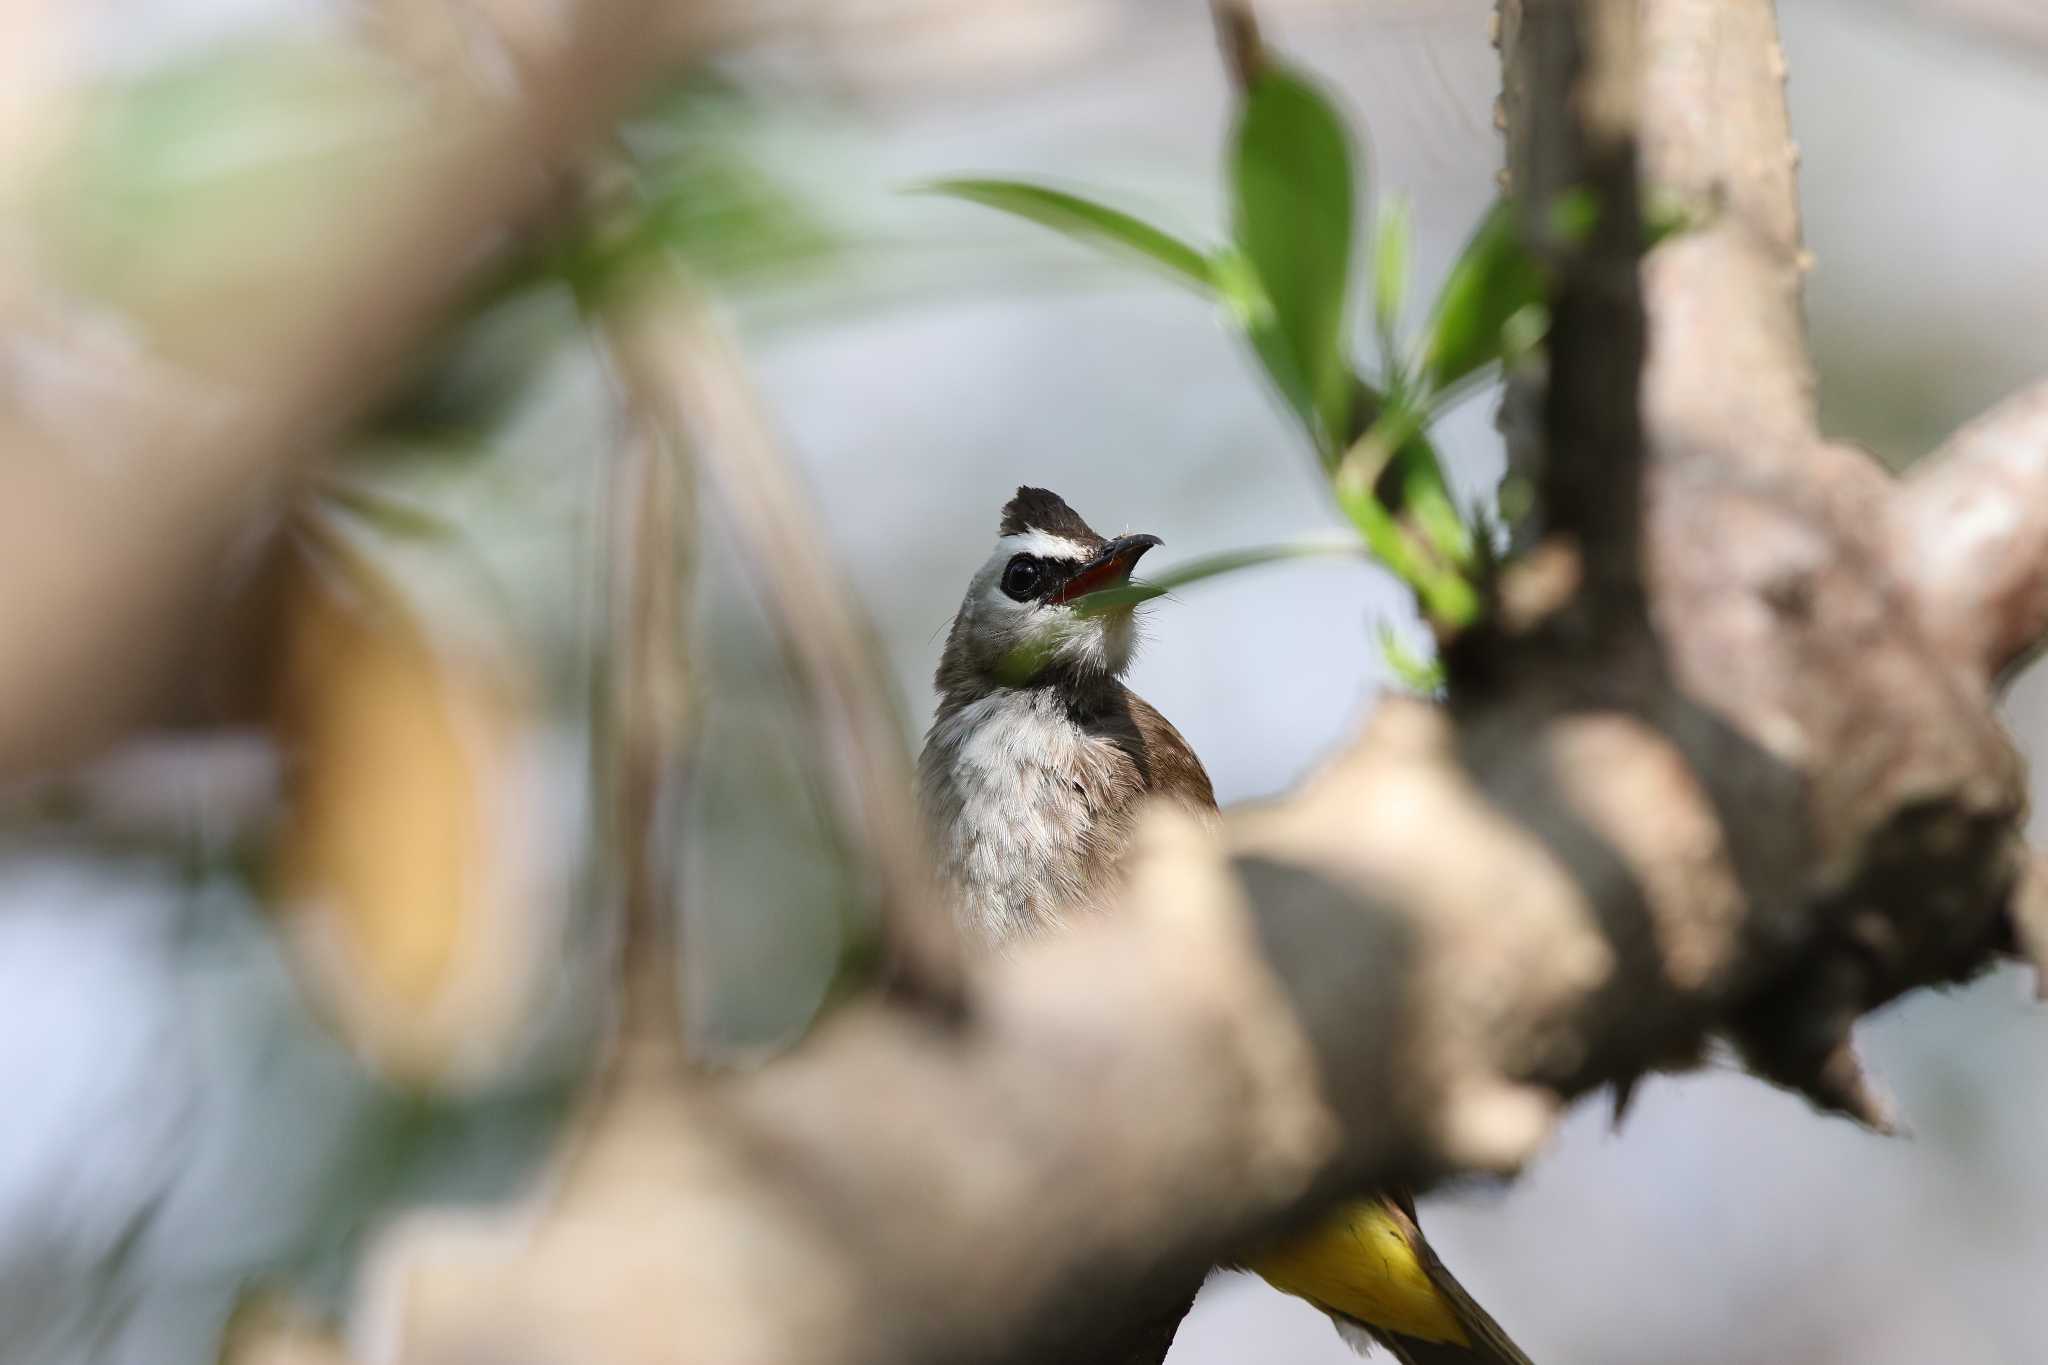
[0,0,697,775]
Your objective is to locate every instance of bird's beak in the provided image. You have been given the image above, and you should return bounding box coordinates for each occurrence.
[1053,533,1163,605]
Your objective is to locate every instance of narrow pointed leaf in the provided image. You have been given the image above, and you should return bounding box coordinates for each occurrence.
[1421,198,1545,392]
[1215,247,1320,449]
[922,178,1216,292]
[1066,537,1369,617]
[1378,624,1446,693]
[1373,195,1412,374]
[1229,65,1358,452]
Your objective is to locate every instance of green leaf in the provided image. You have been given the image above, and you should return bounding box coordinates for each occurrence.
[1334,398,1453,523]
[1337,487,1424,590]
[1230,65,1358,454]
[1373,194,1412,377]
[1213,247,1319,443]
[1420,198,1545,393]
[921,179,1217,292]
[1066,537,1370,617]
[316,479,458,543]
[1063,584,1171,617]
[1147,538,1368,590]
[1334,425,1481,632]
[1377,624,1446,693]
[1404,475,1477,572]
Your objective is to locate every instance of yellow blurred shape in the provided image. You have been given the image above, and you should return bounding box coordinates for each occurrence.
[270,531,544,1089]
[217,1288,357,1365]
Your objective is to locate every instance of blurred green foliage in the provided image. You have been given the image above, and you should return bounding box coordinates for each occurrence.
[918,180,1216,292]
[49,42,420,309]
[372,76,839,445]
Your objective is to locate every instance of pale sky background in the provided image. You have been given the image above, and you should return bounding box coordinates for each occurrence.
[4,3,2048,1363]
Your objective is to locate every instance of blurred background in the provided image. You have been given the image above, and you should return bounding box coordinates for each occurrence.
[3,1,2047,1362]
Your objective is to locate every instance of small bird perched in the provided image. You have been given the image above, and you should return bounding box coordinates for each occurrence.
[918,487,1534,1365]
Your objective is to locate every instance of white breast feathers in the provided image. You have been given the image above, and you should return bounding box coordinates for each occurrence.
[917,689,1133,949]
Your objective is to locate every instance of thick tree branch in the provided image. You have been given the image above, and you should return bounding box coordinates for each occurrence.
[1632,0,1818,459]
[1486,0,1648,639]
[1498,0,2021,1118]
[1894,380,2048,686]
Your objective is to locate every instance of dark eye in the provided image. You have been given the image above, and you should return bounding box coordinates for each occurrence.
[1000,555,1044,601]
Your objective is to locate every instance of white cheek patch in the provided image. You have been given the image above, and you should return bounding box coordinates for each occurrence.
[975,583,1042,622]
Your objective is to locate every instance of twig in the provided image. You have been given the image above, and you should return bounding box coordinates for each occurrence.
[629,277,967,1015]
[1210,0,1265,92]
[601,318,697,1058]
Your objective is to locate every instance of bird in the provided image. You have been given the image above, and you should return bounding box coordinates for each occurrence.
[917,486,1535,1365]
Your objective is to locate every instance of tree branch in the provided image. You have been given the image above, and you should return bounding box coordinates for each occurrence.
[1210,0,1265,91]
[633,280,966,1011]
[602,308,698,1057]
[1486,0,1648,640]
[1894,380,2048,687]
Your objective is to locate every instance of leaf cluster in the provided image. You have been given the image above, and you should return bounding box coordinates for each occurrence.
[925,62,1550,653]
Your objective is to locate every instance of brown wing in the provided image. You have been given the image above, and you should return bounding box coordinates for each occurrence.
[1122,690,1217,815]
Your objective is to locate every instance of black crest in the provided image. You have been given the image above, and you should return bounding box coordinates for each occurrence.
[998,486,1105,547]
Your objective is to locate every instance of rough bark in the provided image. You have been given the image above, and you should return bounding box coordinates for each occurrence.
[1895,380,2048,686]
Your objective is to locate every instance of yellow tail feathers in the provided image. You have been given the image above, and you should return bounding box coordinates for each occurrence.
[1247,1197,1471,1346]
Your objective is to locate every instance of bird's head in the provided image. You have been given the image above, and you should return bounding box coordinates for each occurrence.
[936,486,1162,697]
